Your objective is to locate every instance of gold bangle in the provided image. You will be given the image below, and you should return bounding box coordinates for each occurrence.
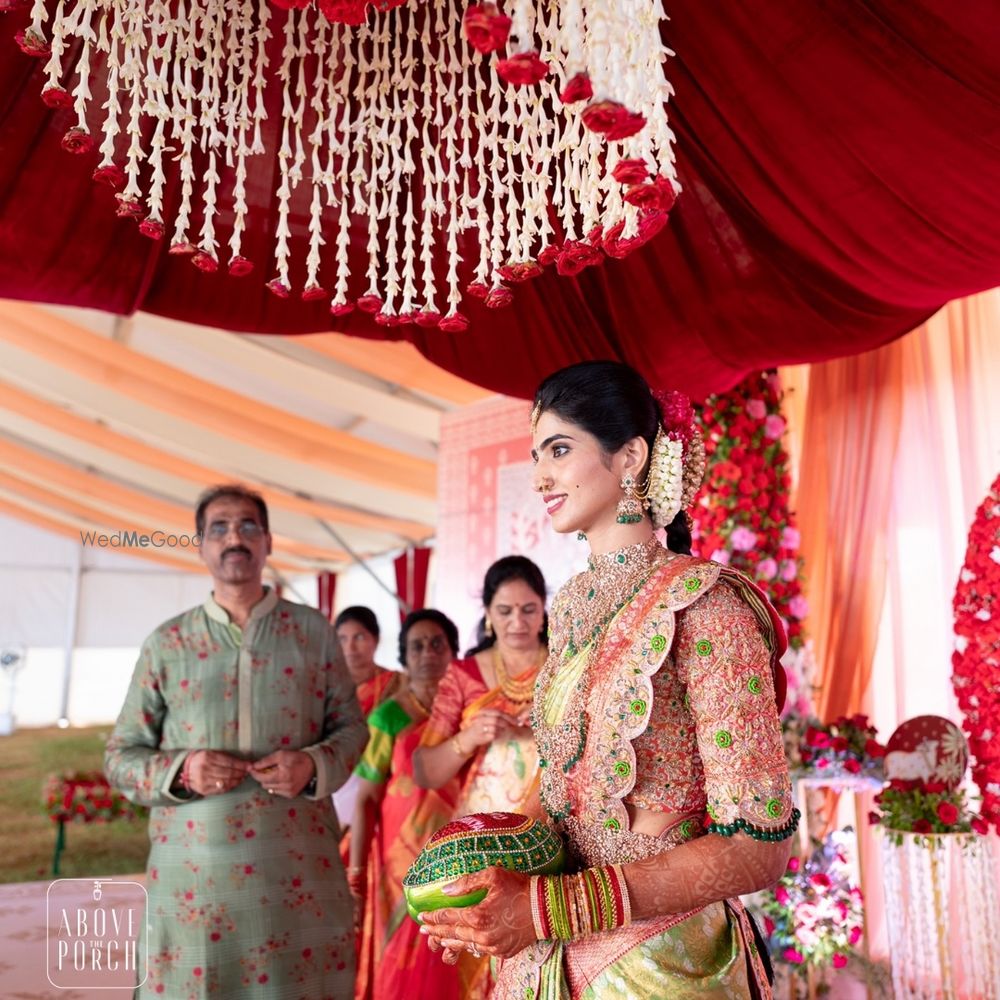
[451,734,466,756]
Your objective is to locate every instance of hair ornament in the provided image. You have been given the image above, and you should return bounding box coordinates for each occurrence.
[645,390,706,528]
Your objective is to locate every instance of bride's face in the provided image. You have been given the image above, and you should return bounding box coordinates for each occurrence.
[530,410,622,536]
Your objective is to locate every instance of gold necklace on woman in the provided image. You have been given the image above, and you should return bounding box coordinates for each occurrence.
[492,646,545,706]
[407,686,433,717]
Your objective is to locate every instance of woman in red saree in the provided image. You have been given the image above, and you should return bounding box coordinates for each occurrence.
[412,556,549,998]
[349,610,462,1000]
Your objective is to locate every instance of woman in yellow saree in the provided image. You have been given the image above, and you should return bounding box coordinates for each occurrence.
[413,555,549,998]
[421,361,798,1000]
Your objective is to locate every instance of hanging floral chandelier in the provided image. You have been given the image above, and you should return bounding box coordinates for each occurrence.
[11,0,679,330]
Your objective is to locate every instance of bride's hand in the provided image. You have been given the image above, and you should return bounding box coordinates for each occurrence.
[420,866,536,961]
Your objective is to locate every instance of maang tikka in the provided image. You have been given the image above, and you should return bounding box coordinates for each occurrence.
[616,474,646,524]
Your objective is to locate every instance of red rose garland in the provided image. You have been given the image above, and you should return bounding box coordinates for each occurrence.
[952,472,1000,832]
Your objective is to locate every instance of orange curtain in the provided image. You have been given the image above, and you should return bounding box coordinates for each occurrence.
[793,344,906,722]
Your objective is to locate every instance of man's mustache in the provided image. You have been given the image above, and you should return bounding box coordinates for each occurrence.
[222,546,252,558]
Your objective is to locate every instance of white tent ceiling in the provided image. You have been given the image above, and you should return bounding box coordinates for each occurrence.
[0,299,493,575]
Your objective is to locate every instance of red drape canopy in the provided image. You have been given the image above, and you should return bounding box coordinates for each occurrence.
[1,1,998,399]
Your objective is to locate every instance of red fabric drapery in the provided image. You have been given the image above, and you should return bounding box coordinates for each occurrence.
[1,2,998,399]
[393,547,431,622]
[317,571,337,622]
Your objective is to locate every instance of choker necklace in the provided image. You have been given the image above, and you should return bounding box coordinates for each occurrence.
[492,646,546,706]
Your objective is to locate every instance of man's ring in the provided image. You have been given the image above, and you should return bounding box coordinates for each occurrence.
[268,788,274,795]
[468,943,481,958]
[215,780,223,789]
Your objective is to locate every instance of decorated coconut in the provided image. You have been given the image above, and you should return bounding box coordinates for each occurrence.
[403,811,564,920]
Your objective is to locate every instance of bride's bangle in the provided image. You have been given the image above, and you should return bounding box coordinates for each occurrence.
[451,733,466,756]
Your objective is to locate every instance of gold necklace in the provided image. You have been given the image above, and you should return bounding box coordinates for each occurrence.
[492,646,545,705]
[407,686,433,718]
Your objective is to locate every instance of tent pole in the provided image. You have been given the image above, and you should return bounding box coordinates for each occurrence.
[57,543,82,727]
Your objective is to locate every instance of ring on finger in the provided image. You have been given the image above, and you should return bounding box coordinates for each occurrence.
[468,943,481,958]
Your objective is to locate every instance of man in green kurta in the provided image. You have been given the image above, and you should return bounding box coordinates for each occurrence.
[105,485,368,998]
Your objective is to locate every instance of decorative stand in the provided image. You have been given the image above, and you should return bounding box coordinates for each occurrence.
[793,772,883,1000]
[880,831,1000,999]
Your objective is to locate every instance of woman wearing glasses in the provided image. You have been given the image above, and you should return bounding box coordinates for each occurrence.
[411,556,548,1000]
[349,609,462,1000]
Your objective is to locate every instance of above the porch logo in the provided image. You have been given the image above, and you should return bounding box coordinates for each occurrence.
[46,878,147,990]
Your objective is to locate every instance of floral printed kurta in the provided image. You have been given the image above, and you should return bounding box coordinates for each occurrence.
[105,589,368,999]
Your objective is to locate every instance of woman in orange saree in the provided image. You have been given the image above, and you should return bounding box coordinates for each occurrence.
[412,556,549,998]
[349,610,462,1000]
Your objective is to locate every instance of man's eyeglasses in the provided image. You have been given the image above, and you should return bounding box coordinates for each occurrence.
[205,519,265,541]
[406,636,449,655]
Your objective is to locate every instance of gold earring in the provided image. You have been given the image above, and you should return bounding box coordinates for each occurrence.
[616,474,645,524]
[484,617,493,638]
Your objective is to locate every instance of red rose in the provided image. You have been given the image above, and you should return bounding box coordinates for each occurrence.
[356,294,383,313]
[536,245,562,267]
[466,281,490,300]
[61,127,94,155]
[270,0,311,7]
[16,27,50,56]
[265,278,290,297]
[605,109,647,142]
[763,916,775,936]
[612,159,649,185]
[601,210,669,258]
[786,856,800,873]
[844,758,862,774]
[623,175,677,214]
[555,240,602,276]
[317,0,369,24]
[169,241,196,256]
[922,781,946,794]
[463,4,511,55]
[484,286,512,308]
[559,72,593,105]
[833,954,848,969]
[92,164,125,189]
[374,311,403,327]
[228,256,254,277]
[138,218,164,240]
[498,260,543,282]
[868,810,881,825]
[438,312,469,333]
[414,310,441,328]
[805,727,831,749]
[496,51,549,88]
[912,819,933,834]
[41,86,74,109]
[936,801,959,825]
[581,100,624,135]
[864,738,886,758]
[831,736,849,753]
[115,198,144,219]
[191,251,218,273]
[328,300,354,317]
[808,872,831,891]
[301,284,327,302]
[971,816,989,835]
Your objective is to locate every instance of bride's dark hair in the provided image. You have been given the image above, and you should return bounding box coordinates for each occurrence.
[532,360,692,554]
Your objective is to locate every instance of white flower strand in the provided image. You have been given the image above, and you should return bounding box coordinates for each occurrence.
[32,0,679,324]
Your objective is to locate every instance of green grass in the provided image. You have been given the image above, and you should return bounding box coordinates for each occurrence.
[0,726,149,883]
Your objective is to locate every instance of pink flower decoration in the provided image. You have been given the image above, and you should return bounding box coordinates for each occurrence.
[757,557,778,581]
[729,526,757,552]
[781,526,801,548]
[780,559,798,581]
[786,856,800,872]
[783,948,804,964]
[495,51,549,88]
[833,953,848,969]
[849,925,863,945]
[764,414,787,439]
[709,548,731,565]
[788,595,809,619]
[746,399,767,420]
[775,885,790,906]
